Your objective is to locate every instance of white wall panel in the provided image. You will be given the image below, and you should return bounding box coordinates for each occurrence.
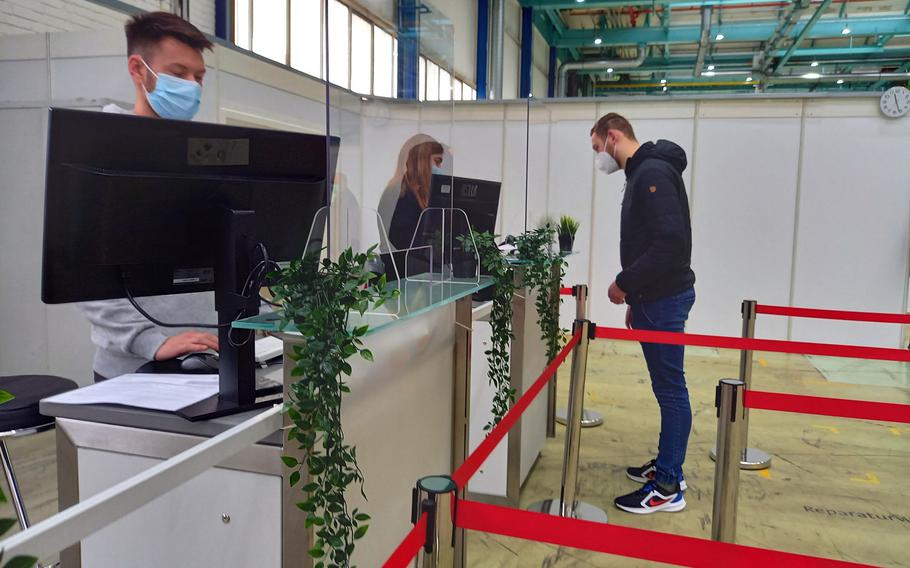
[451,120,504,182]
[360,112,422,242]
[0,59,49,102]
[546,118,596,327]
[501,117,531,238]
[791,116,910,348]
[219,72,326,133]
[50,56,133,102]
[688,117,799,339]
[0,109,50,376]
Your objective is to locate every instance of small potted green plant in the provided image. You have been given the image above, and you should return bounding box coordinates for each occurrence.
[557,215,580,253]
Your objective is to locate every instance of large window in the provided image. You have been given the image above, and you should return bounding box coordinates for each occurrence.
[233,1,477,100]
[234,0,251,50]
[290,0,322,78]
[418,56,430,101]
[439,68,451,101]
[328,0,349,89]
[350,14,372,94]
[251,0,287,64]
[426,59,439,101]
[373,27,393,98]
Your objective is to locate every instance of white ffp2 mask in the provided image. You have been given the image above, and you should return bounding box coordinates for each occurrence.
[595,150,620,175]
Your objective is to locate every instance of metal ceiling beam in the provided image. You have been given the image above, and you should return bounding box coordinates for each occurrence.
[773,0,833,72]
[756,0,812,72]
[693,6,712,77]
[545,9,581,59]
[552,16,910,47]
[522,0,798,7]
[569,52,910,74]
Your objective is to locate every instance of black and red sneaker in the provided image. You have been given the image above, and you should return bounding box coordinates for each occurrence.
[614,481,686,514]
[625,459,687,491]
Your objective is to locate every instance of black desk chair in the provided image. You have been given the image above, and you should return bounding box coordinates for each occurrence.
[0,375,77,530]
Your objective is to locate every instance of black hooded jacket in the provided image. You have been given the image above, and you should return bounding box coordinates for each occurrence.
[615,140,696,303]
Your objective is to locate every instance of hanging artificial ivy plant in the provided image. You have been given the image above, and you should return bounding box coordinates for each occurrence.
[458,231,516,430]
[271,246,398,568]
[515,225,567,363]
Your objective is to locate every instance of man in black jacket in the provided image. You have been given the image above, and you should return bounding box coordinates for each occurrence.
[591,113,696,514]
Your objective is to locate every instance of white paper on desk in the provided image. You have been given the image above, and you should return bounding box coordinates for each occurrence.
[43,374,219,412]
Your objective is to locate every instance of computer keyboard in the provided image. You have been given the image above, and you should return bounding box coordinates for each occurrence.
[255,335,284,364]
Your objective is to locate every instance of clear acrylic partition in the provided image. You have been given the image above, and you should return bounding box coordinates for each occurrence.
[403,207,480,284]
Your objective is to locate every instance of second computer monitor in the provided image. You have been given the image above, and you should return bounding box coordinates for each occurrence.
[429,174,501,237]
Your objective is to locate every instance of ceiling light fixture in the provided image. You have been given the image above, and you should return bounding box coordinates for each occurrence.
[660,78,667,84]
[841,26,851,35]
[707,64,715,71]
[837,79,845,84]
[607,67,614,73]
[704,71,716,77]
[802,72,821,79]
[746,76,753,82]
[715,33,725,41]
[663,86,668,92]
[811,61,819,67]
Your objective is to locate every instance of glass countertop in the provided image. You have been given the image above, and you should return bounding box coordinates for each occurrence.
[234,274,493,336]
[504,250,578,265]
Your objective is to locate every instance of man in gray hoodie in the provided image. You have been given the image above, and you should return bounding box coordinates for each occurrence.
[80,12,217,381]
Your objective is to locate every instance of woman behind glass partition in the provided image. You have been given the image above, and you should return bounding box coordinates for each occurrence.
[388,139,445,250]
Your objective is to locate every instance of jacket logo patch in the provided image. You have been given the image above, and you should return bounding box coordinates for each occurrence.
[649,186,657,193]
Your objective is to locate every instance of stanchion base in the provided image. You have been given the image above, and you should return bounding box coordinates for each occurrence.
[709,447,772,470]
[527,499,608,523]
[555,409,604,428]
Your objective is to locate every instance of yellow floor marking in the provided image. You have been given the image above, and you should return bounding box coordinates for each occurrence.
[757,358,768,367]
[889,427,902,436]
[758,469,772,479]
[850,472,880,484]
[812,425,839,434]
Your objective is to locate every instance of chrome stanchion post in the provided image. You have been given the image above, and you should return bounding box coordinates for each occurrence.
[528,320,607,522]
[556,285,604,428]
[710,300,771,469]
[414,475,457,568]
[712,379,745,543]
[546,266,561,438]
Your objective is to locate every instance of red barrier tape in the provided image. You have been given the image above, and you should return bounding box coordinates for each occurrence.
[451,331,581,489]
[746,390,910,424]
[559,287,574,296]
[456,499,873,568]
[756,304,910,325]
[381,512,427,568]
[594,326,910,363]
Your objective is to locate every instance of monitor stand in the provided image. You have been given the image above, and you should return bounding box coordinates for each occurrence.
[178,208,278,421]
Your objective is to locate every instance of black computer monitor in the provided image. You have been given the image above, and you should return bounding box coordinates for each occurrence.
[426,174,501,287]
[41,107,338,420]
[429,174,501,236]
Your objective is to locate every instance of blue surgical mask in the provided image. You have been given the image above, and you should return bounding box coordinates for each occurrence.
[142,59,202,120]
[432,166,443,175]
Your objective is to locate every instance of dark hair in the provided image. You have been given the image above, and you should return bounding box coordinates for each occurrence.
[125,11,213,56]
[591,113,637,142]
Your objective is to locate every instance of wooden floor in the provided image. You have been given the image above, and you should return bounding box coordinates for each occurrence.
[466,341,910,567]
[0,342,907,567]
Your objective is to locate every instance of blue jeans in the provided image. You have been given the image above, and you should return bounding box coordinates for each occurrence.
[630,287,696,488]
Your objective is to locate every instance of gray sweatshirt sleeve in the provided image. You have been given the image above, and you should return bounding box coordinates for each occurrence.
[77,299,169,362]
